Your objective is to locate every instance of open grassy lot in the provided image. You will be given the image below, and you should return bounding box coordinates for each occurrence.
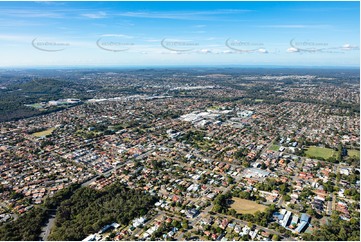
[230,197,267,214]
[348,149,360,159]
[208,105,222,110]
[25,103,44,109]
[32,127,55,137]
[269,144,280,151]
[304,146,336,160]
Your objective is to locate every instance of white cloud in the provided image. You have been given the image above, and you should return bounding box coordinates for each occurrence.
[222,50,234,54]
[144,39,161,43]
[206,37,217,41]
[198,49,212,54]
[342,44,358,50]
[287,47,299,53]
[0,9,64,18]
[99,34,134,39]
[0,20,47,27]
[81,11,107,19]
[0,34,34,43]
[260,24,331,29]
[114,9,252,21]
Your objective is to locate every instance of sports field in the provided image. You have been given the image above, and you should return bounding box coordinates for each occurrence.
[32,127,55,137]
[304,146,336,160]
[230,197,267,214]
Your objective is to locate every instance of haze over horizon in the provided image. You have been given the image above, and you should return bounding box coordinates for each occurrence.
[0,1,359,67]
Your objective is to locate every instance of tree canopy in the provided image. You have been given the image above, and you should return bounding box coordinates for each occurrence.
[48,183,157,241]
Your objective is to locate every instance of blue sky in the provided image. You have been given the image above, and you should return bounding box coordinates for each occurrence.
[0,1,359,67]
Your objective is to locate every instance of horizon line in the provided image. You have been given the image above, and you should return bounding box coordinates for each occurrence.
[0,65,360,70]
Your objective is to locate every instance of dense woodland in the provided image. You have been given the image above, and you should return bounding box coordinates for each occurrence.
[48,183,157,241]
[0,183,156,241]
[0,78,92,122]
[0,184,80,241]
[302,212,360,241]
[0,207,48,241]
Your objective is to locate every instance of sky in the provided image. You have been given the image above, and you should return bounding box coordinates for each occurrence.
[0,1,359,67]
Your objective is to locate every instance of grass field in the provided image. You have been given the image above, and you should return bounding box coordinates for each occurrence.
[25,103,44,109]
[230,197,267,214]
[304,146,336,160]
[348,149,360,159]
[269,144,280,151]
[32,127,55,137]
[208,105,222,111]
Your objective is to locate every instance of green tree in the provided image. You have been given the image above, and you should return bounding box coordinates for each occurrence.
[272,234,280,241]
[284,195,291,202]
[181,220,189,230]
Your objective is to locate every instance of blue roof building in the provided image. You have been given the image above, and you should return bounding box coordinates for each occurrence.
[273,212,284,221]
[295,221,308,233]
[300,213,310,223]
[281,211,292,227]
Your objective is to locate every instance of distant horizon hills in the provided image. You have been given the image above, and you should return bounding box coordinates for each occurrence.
[0,65,359,71]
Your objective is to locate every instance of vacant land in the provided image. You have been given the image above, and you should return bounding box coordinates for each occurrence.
[25,103,44,109]
[269,144,280,151]
[230,197,267,214]
[208,105,222,110]
[348,149,360,159]
[305,146,336,160]
[32,127,55,137]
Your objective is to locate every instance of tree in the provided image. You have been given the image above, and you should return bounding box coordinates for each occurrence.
[239,191,251,200]
[242,234,250,241]
[337,143,343,162]
[109,232,116,239]
[181,220,189,230]
[272,234,280,241]
[279,183,288,195]
[46,183,157,241]
[172,220,181,229]
[284,195,291,202]
[313,220,320,228]
[229,208,237,217]
[307,208,316,216]
[213,193,231,213]
[247,222,253,228]
[213,204,222,213]
[227,175,235,184]
[184,232,191,240]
